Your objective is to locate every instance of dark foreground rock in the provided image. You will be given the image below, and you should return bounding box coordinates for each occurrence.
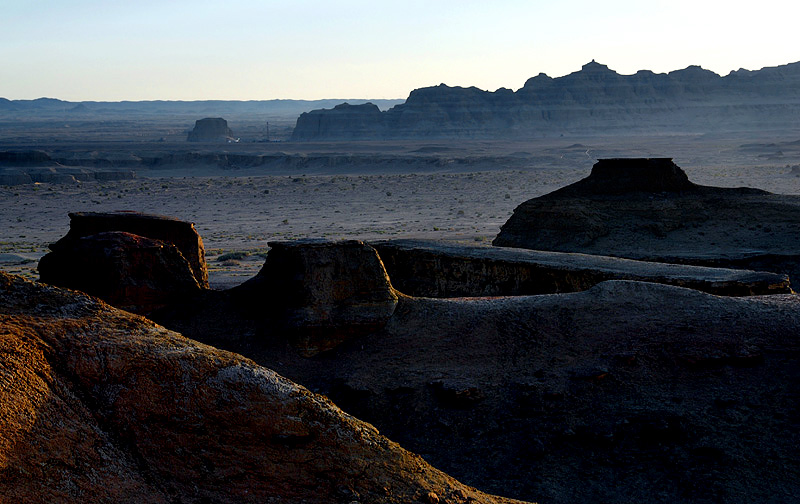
[494,158,800,283]
[373,239,791,297]
[158,274,800,504]
[38,231,201,314]
[0,272,523,504]
[187,117,235,142]
[236,239,399,356]
[49,211,208,288]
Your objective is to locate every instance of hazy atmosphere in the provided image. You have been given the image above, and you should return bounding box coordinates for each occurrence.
[3,0,799,100]
[3,1,800,503]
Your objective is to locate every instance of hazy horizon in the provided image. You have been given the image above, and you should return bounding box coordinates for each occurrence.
[2,0,799,101]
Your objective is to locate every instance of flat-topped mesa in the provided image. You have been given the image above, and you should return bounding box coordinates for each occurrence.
[238,239,399,357]
[59,211,208,287]
[494,159,800,284]
[550,158,697,196]
[187,117,234,142]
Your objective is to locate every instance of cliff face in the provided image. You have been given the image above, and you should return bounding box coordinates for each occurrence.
[292,60,800,140]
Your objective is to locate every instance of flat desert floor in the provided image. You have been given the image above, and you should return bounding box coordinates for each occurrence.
[2,134,799,288]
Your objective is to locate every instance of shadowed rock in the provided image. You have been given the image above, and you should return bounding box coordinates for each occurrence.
[494,158,800,283]
[372,239,791,297]
[52,211,208,288]
[187,117,234,142]
[0,272,523,504]
[38,231,201,314]
[236,239,399,357]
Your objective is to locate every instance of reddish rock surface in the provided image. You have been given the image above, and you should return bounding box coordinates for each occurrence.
[38,231,201,314]
[0,272,525,504]
[55,211,208,288]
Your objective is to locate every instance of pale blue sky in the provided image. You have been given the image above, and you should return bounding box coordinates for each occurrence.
[2,0,798,101]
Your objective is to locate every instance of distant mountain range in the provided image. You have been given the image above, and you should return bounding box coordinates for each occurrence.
[291,60,800,140]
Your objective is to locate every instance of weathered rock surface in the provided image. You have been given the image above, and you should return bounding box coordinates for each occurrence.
[372,239,791,297]
[38,231,201,314]
[0,272,524,504]
[158,274,800,504]
[49,211,208,288]
[236,239,399,356]
[187,117,234,142]
[494,158,800,284]
[292,60,800,140]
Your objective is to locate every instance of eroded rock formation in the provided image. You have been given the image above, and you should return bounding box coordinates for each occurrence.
[236,239,399,357]
[187,117,234,142]
[50,211,208,287]
[494,158,800,284]
[291,60,800,140]
[0,272,522,504]
[373,239,791,297]
[38,211,208,314]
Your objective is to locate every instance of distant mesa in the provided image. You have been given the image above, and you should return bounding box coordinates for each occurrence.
[291,60,800,140]
[187,117,238,143]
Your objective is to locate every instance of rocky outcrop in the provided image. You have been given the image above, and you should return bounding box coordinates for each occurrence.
[52,211,208,288]
[38,231,202,314]
[157,274,800,504]
[372,239,791,297]
[187,117,234,142]
[494,158,800,284]
[292,60,800,140]
[0,271,523,504]
[236,239,399,357]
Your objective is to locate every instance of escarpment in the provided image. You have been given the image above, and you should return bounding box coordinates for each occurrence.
[292,60,800,140]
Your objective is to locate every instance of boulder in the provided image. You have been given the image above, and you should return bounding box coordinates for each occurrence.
[54,211,208,288]
[187,117,234,142]
[494,158,800,284]
[237,239,399,356]
[372,239,791,297]
[0,271,523,504]
[38,231,201,314]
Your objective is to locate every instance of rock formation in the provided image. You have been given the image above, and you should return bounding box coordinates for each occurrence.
[494,158,800,284]
[372,239,791,297]
[0,151,136,185]
[154,266,800,504]
[0,272,522,504]
[187,117,234,142]
[38,212,208,314]
[52,211,208,287]
[291,60,800,140]
[235,239,399,357]
[38,231,202,314]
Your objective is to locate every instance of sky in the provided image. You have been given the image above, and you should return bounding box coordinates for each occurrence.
[2,0,799,101]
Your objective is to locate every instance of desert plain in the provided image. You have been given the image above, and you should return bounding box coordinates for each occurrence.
[3,132,800,289]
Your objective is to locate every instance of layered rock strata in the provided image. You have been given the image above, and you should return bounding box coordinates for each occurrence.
[494,158,800,284]
[292,60,800,140]
[0,272,522,504]
[372,239,791,297]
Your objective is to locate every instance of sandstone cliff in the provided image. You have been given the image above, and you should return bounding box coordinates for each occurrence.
[292,60,800,139]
